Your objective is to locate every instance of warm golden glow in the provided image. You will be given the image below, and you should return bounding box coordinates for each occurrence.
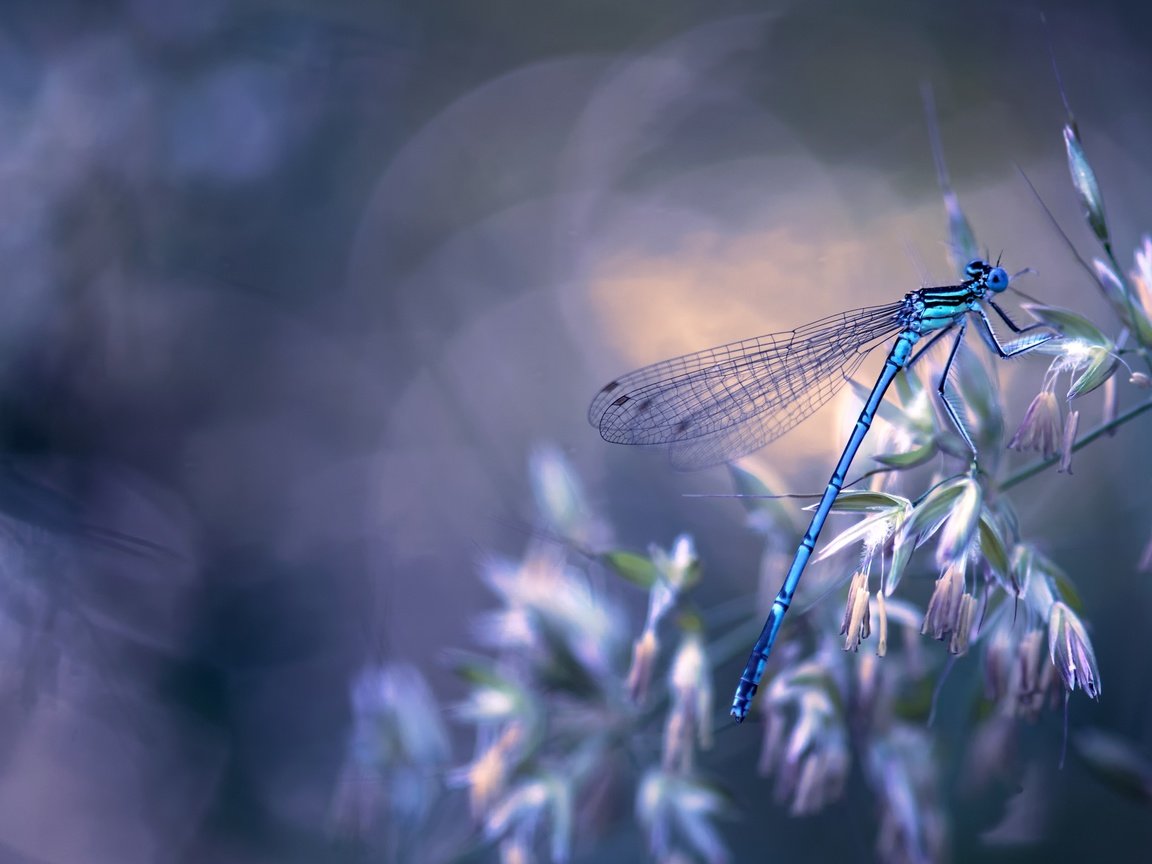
[585,226,895,463]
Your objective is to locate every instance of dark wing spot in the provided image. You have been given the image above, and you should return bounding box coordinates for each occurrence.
[637,398,653,412]
[674,419,692,435]
[612,394,630,408]
[600,381,620,395]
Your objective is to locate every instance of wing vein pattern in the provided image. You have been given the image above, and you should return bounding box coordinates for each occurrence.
[589,302,908,469]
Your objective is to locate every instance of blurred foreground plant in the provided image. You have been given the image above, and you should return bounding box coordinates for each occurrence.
[446,445,733,863]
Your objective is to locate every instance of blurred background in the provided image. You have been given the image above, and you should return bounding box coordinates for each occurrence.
[1,0,1151,861]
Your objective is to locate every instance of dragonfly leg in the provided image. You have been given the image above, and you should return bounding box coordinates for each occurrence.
[935,322,979,460]
[987,298,1048,335]
[976,304,1055,357]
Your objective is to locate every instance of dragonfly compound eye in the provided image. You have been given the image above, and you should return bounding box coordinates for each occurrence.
[986,267,1009,292]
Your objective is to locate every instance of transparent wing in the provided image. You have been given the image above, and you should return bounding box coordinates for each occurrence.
[589,302,908,468]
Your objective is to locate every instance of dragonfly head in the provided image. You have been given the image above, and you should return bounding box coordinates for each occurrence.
[965,258,1010,294]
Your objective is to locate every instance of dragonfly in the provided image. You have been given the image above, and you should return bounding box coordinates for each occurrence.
[588,259,1053,722]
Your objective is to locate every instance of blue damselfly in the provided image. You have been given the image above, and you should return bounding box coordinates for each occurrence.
[589,259,1053,722]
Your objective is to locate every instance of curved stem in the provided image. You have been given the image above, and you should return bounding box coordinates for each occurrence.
[1001,397,1152,490]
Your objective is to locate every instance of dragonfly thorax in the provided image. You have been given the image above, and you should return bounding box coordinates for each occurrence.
[902,259,1012,334]
[901,288,973,334]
